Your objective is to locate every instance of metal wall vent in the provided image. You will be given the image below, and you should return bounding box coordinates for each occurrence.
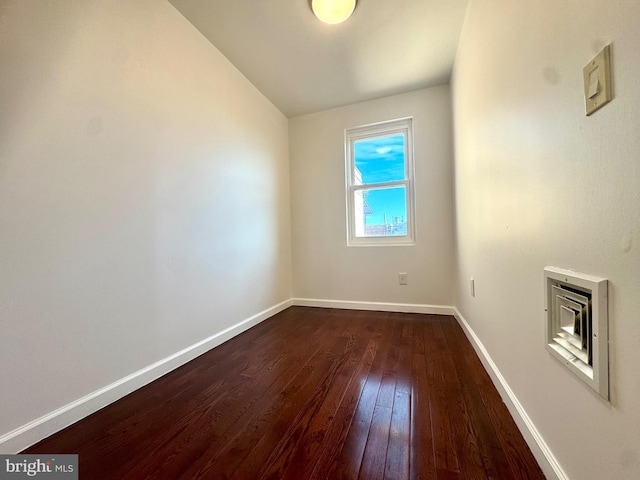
[544,267,609,399]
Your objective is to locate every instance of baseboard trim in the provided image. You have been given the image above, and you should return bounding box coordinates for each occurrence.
[0,299,293,454]
[452,307,568,480]
[292,297,456,315]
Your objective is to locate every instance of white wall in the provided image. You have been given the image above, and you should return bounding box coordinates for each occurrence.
[289,88,455,307]
[0,0,291,445]
[452,1,640,479]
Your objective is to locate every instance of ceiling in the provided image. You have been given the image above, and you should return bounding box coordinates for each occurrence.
[168,0,469,118]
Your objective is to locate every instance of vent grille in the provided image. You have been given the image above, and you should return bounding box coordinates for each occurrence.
[549,284,592,366]
[544,267,609,399]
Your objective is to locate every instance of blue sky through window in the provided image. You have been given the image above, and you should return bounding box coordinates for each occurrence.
[354,134,405,184]
[354,135,406,225]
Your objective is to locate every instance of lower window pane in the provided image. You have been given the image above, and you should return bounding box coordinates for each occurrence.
[354,187,407,237]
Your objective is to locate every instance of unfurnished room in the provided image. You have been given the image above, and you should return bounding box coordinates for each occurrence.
[1,1,639,479]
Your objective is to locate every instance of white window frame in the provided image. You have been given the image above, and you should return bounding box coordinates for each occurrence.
[345,117,416,246]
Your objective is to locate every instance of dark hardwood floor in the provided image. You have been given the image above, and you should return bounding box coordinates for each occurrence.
[24,307,545,479]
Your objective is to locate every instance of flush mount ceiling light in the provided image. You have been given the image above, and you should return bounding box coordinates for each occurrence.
[311,0,356,24]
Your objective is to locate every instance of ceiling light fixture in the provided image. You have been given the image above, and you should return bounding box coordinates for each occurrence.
[311,0,356,25]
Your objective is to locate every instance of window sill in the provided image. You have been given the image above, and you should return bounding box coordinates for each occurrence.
[347,238,416,247]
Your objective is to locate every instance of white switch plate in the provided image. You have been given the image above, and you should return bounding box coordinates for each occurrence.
[584,45,612,116]
[470,278,475,297]
[398,273,408,285]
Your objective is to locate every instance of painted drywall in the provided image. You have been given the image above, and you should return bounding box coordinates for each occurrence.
[289,88,455,306]
[452,1,640,479]
[0,0,291,441]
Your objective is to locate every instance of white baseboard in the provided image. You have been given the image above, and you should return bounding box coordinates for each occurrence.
[292,297,456,315]
[453,307,568,480]
[0,299,292,454]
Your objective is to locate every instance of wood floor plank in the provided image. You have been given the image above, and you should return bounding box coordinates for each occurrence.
[385,389,411,480]
[423,317,462,480]
[432,317,487,480]
[358,404,393,480]
[410,351,436,480]
[384,320,413,480]
[23,307,545,480]
[326,317,396,480]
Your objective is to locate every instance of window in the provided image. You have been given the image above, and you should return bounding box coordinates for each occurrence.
[345,117,415,246]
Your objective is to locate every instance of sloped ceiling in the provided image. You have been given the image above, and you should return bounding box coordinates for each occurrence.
[169,0,469,117]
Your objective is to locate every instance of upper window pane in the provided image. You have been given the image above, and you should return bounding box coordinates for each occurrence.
[354,134,405,184]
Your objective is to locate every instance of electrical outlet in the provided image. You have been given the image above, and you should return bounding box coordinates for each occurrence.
[398,273,408,285]
[470,278,475,297]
